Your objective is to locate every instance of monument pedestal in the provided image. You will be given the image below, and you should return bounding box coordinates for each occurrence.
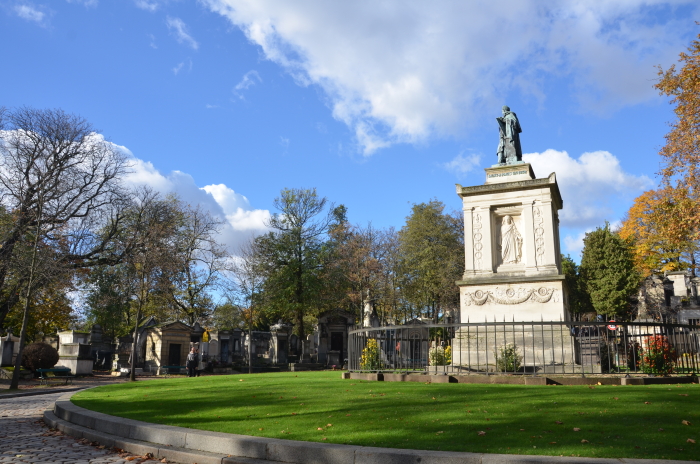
[456,163,569,323]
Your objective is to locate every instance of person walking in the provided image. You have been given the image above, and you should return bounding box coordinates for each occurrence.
[186,346,198,377]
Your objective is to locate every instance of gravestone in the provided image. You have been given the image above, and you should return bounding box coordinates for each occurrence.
[0,333,15,367]
[269,320,292,364]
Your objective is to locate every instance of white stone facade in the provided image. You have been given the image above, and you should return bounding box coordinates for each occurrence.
[456,163,569,322]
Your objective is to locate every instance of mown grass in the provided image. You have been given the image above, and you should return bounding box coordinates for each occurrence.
[72,372,699,460]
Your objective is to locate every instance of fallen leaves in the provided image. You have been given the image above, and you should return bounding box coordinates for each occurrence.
[613,397,619,400]
[679,394,689,397]
[581,439,589,444]
[573,428,581,432]
[682,420,692,426]
[644,401,651,404]
[555,421,563,425]
[478,431,486,436]
[688,438,696,444]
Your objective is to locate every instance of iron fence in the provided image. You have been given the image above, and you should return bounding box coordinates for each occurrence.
[348,320,700,376]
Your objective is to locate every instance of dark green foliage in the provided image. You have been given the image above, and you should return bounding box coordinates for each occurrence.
[21,342,59,372]
[579,224,641,318]
[561,254,590,314]
[495,343,522,372]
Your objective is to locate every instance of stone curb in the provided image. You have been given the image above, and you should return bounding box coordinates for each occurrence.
[47,391,697,464]
[0,386,87,399]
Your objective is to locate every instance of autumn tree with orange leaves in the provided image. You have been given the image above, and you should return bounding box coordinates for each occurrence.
[622,29,700,276]
[620,187,697,276]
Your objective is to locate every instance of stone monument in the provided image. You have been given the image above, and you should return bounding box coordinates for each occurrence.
[455,106,568,323]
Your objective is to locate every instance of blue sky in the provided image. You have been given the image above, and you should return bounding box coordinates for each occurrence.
[1,0,698,259]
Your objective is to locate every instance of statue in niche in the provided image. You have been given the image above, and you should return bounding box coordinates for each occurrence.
[500,215,523,264]
[496,105,522,165]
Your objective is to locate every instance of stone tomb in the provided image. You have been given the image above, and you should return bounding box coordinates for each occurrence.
[142,321,193,374]
[56,330,93,375]
[456,162,569,323]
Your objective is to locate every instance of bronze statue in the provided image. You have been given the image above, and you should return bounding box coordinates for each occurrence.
[496,106,522,165]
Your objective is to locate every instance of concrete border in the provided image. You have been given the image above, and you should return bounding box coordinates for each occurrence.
[45,391,697,464]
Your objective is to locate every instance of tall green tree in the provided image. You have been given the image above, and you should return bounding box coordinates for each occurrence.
[579,224,641,318]
[254,188,340,340]
[398,200,462,322]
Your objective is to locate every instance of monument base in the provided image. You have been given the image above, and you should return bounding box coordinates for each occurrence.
[458,275,568,323]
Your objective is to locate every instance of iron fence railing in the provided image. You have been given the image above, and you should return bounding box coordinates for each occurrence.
[348,320,699,376]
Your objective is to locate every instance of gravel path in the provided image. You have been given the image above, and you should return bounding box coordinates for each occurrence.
[0,392,167,464]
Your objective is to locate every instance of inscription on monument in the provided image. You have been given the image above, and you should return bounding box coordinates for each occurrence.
[488,170,527,178]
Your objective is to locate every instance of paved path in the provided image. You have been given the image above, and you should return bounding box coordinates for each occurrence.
[0,392,166,464]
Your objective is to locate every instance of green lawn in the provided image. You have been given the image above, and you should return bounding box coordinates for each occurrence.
[72,372,699,460]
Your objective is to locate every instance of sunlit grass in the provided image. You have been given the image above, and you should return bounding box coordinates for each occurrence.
[72,372,699,460]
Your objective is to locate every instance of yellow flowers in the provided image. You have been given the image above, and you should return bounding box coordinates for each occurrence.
[360,339,380,370]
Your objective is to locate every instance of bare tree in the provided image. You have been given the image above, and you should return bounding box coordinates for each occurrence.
[0,107,130,328]
[165,204,228,325]
[0,107,129,388]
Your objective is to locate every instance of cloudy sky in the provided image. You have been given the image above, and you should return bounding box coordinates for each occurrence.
[1,0,698,257]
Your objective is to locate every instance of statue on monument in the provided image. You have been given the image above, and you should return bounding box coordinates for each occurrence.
[500,215,523,264]
[496,105,522,165]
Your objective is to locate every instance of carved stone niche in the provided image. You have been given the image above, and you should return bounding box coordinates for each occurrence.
[492,206,524,272]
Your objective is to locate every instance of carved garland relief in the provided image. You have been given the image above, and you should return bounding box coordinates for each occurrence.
[533,206,545,265]
[464,287,557,306]
[473,213,483,270]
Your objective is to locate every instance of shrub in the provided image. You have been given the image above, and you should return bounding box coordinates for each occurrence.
[640,335,676,376]
[429,346,449,366]
[360,339,380,370]
[495,343,522,372]
[22,342,59,372]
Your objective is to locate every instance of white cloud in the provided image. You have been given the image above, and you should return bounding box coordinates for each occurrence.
[65,0,98,7]
[13,3,48,25]
[166,16,199,50]
[134,0,168,12]
[148,33,157,49]
[172,58,192,75]
[109,142,270,253]
[563,231,588,258]
[233,70,261,99]
[201,0,698,155]
[523,149,653,229]
[444,152,482,176]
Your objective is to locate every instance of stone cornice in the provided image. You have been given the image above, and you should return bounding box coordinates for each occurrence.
[456,172,563,210]
[456,273,566,286]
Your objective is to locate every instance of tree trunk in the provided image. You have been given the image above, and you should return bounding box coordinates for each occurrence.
[10,219,41,390]
[129,308,141,382]
[9,295,32,390]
